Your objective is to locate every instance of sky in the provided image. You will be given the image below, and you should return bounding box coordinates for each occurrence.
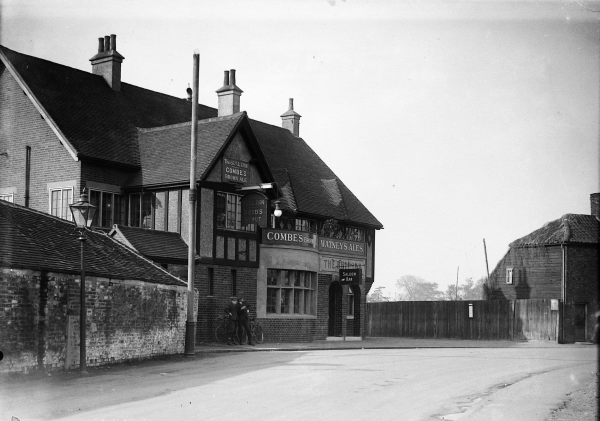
[1,0,599,297]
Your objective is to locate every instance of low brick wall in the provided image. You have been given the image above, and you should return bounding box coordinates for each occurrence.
[0,268,197,374]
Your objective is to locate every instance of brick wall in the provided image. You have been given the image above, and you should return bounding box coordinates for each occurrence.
[0,64,81,212]
[194,264,257,343]
[0,267,195,374]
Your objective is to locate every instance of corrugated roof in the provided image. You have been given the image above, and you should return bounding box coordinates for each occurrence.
[510,214,600,247]
[0,201,185,286]
[110,224,197,262]
[0,45,217,168]
[250,119,383,228]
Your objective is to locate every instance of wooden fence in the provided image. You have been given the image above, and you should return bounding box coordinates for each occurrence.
[366,299,558,341]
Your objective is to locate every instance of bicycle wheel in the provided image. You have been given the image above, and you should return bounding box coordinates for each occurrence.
[252,325,264,344]
[215,324,228,344]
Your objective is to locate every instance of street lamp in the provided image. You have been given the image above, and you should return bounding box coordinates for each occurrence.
[69,189,96,375]
[273,200,282,217]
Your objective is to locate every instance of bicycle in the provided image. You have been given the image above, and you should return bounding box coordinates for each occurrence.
[215,315,264,345]
[240,317,264,345]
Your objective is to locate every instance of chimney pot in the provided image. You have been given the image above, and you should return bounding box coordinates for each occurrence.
[91,35,124,91]
[216,69,242,117]
[281,98,301,137]
[223,70,230,87]
[591,193,600,218]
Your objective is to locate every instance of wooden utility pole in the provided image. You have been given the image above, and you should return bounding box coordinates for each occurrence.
[184,50,200,357]
[483,238,490,282]
[455,266,459,301]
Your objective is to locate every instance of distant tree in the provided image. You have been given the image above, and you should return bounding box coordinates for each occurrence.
[395,275,443,301]
[367,286,389,303]
[443,277,486,300]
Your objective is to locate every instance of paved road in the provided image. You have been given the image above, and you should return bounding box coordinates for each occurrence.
[0,346,596,421]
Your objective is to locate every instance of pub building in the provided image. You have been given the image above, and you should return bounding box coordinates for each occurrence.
[0,37,383,343]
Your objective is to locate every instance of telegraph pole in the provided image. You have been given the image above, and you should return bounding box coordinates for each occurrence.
[184,50,200,357]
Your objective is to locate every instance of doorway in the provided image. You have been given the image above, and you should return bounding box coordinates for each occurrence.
[574,303,587,342]
[328,282,343,337]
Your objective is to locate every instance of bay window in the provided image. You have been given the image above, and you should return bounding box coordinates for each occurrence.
[266,269,316,315]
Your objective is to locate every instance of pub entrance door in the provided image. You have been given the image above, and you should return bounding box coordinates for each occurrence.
[328,282,343,337]
[574,303,587,342]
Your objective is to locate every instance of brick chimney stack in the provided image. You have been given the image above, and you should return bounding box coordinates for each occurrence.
[591,193,600,219]
[281,98,301,137]
[90,34,124,91]
[216,69,243,116]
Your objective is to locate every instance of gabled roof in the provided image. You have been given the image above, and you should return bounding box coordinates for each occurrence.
[0,200,185,286]
[0,45,217,168]
[510,214,600,247]
[129,113,246,187]
[109,224,198,263]
[250,119,383,228]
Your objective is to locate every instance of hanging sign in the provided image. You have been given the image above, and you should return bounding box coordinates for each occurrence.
[222,158,249,184]
[241,192,268,227]
[339,268,362,285]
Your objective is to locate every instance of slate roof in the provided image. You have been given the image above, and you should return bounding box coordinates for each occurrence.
[250,119,383,228]
[1,43,382,229]
[0,200,185,286]
[129,113,245,186]
[109,224,198,262]
[0,45,217,168]
[510,214,600,248]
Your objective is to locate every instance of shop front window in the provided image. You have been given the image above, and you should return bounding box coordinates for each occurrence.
[266,269,316,315]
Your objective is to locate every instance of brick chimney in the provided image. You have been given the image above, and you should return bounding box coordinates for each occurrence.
[216,69,243,116]
[591,193,600,218]
[281,98,301,137]
[89,34,124,91]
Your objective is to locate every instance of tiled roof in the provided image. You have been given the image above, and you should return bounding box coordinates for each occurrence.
[0,200,185,286]
[510,214,600,247]
[250,119,383,228]
[110,224,197,262]
[129,113,244,186]
[0,45,217,168]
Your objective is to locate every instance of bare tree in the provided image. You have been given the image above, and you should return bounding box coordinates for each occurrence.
[396,275,443,301]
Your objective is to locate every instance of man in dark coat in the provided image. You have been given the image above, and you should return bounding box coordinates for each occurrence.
[237,297,254,345]
[224,296,239,345]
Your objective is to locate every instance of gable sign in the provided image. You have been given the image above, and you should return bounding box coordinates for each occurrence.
[241,192,268,227]
[339,268,362,285]
[222,158,249,184]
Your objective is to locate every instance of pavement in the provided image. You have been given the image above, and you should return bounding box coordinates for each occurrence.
[194,336,596,353]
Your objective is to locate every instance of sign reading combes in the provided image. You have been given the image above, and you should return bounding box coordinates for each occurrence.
[262,228,317,249]
[222,158,249,184]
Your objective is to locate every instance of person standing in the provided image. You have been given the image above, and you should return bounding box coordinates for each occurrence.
[237,297,254,345]
[224,296,239,345]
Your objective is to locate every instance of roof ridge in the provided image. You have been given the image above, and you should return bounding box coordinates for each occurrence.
[0,199,77,226]
[137,112,245,133]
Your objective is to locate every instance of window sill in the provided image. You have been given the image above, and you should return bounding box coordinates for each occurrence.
[346,315,355,319]
[265,314,317,319]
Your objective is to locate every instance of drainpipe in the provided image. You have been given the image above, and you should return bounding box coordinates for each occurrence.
[25,146,31,207]
[560,244,566,344]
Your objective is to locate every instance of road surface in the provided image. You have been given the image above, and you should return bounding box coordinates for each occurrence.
[1,347,596,420]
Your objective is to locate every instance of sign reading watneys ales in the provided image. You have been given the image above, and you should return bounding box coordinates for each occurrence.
[222,158,249,184]
[318,238,365,256]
